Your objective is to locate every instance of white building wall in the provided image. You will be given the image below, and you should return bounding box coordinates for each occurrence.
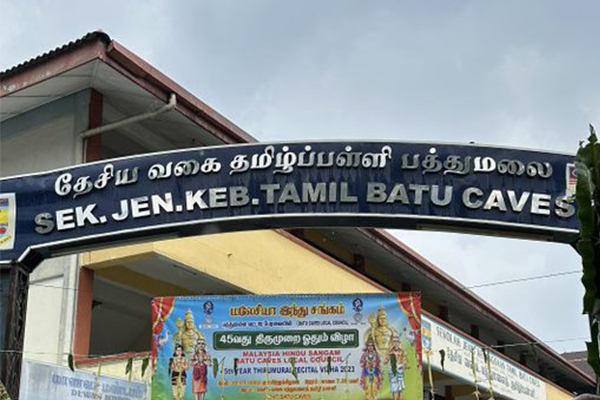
[23,275,64,364]
[22,255,79,366]
[1,90,90,367]
[0,115,78,176]
[0,90,88,177]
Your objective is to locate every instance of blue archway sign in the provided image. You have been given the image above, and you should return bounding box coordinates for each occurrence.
[0,141,578,268]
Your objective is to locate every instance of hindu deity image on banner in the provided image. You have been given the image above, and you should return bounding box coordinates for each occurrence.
[151,294,422,400]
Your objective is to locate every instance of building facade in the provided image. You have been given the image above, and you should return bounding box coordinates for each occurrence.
[0,32,593,399]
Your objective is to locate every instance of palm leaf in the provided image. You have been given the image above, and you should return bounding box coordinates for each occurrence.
[141,357,150,377]
[126,358,134,382]
[213,358,219,379]
[68,353,75,372]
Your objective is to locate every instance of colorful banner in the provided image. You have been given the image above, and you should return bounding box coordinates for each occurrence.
[422,316,547,400]
[151,294,422,400]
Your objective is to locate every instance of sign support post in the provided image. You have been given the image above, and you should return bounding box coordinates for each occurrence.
[1,261,32,400]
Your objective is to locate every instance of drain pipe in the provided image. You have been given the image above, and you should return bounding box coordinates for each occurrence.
[80,93,177,139]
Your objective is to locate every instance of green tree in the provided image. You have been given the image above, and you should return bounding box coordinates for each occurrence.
[576,124,600,391]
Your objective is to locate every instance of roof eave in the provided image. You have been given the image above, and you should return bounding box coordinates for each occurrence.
[359,227,596,386]
[104,40,256,144]
[0,35,108,97]
[0,32,257,145]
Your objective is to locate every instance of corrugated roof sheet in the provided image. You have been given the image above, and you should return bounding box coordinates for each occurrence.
[0,30,110,79]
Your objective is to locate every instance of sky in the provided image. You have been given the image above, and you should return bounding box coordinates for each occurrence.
[1,0,599,353]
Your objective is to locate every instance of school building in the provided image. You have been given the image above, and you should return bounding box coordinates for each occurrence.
[0,31,593,399]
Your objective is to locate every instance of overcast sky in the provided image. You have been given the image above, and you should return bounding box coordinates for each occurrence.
[2,0,599,353]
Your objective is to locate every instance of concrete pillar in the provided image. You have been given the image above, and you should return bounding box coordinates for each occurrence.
[73,267,94,360]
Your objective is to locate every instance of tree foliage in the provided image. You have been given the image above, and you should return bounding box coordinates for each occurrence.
[576,124,600,390]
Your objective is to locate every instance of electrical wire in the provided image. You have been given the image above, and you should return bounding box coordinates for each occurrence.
[489,336,589,349]
[466,270,581,289]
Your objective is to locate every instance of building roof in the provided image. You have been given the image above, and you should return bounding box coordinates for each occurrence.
[563,351,595,379]
[0,31,110,79]
[1,30,256,145]
[1,31,594,390]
